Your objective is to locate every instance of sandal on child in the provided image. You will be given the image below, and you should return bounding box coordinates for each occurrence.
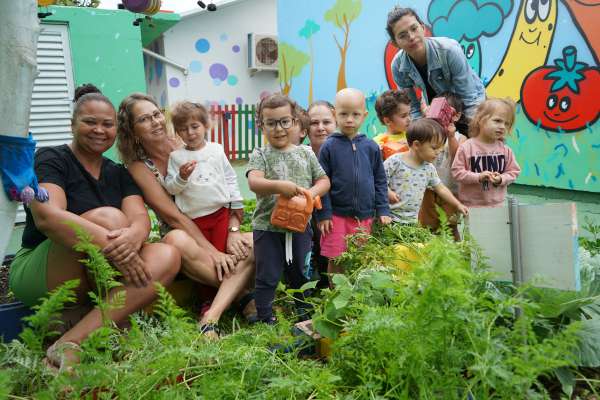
[46,340,81,373]
[236,291,257,323]
[198,322,220,340]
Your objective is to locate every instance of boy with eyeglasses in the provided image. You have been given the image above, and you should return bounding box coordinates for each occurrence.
[246,94,330,324]
[316,88,391,283]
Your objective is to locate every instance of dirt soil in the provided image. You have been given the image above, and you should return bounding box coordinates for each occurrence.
[1,256,16,304]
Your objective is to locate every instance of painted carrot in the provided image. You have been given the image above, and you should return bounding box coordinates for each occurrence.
[562,0,600,64]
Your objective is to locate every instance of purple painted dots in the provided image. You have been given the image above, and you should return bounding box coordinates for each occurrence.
[169,77,180,88]
[209,63,229,81]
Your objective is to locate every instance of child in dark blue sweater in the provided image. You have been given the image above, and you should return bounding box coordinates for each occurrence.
[316,88,391,280]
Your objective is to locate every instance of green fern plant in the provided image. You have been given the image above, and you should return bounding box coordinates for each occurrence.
[18,279,80,354]
[66,221,124,325]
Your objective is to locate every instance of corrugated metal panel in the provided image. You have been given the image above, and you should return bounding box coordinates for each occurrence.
[17,24,74,223]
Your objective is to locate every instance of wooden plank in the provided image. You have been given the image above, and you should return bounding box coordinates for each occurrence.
[209,105,217,143]
[230,105,237,160]
[217,105,223,147]
[223,105,230,159]
[237,104,244,159]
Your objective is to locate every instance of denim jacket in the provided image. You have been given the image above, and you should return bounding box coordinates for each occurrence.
[391,36,485,119]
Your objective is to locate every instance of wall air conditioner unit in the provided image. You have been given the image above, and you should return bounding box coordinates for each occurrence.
[248,33,278,73]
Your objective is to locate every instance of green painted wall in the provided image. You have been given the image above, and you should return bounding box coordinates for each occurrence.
[42,6,178,160]
[5,8,180,256]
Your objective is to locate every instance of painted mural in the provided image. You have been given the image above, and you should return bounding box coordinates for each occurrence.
[163,33,249,107]
[277,0,600,193]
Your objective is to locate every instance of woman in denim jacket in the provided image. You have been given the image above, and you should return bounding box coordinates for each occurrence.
[388,6,485,120]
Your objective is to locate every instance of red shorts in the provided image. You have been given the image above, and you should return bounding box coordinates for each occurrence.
[320,214,373,258]
[192,207,229,252]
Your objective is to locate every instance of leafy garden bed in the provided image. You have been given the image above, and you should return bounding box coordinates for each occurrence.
[2,217,600,398]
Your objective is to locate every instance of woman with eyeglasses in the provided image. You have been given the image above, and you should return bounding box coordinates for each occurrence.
[116,93,256,338]
[387,6,485,121]
[8,84,181,371]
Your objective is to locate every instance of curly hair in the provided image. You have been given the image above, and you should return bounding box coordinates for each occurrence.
[374,89,411,124]
[116,93,161,165]
[468,97,516,138]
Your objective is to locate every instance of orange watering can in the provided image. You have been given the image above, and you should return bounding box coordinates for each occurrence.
[271,189,322,232]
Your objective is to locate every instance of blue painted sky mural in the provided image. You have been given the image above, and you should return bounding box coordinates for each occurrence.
[277,0,600,193]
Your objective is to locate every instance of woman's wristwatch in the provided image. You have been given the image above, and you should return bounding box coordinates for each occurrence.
[228,226,240,233]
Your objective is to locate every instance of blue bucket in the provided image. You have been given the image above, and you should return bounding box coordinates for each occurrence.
[0,301,32,342]
[1,254,33,342]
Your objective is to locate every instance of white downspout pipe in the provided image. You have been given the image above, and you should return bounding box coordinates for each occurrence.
[142,48,189,75]
[0,0,40,263]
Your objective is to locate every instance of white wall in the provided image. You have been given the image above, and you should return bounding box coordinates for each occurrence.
[161,0,279,108]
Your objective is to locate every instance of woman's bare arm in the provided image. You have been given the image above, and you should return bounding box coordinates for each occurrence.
[31,183,113,249]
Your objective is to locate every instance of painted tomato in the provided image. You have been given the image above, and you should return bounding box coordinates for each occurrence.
[521,45,600,132]
[384,41,400,90]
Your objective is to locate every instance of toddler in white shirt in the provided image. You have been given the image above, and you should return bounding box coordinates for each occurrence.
[164,101,244,253]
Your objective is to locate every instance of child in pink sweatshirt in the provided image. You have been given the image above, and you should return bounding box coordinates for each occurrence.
[451,98,521,207]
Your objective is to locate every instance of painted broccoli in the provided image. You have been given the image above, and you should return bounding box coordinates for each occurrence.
[428,0,513,76]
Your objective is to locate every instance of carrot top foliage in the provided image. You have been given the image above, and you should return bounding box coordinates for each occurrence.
[1,221,597,399]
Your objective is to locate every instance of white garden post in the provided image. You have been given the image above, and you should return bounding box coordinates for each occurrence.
[0,0,40,263]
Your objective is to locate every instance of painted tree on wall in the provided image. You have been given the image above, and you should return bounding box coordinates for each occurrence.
[299,19,320,104]
[279,42,309,96]
[324,0,362,91]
